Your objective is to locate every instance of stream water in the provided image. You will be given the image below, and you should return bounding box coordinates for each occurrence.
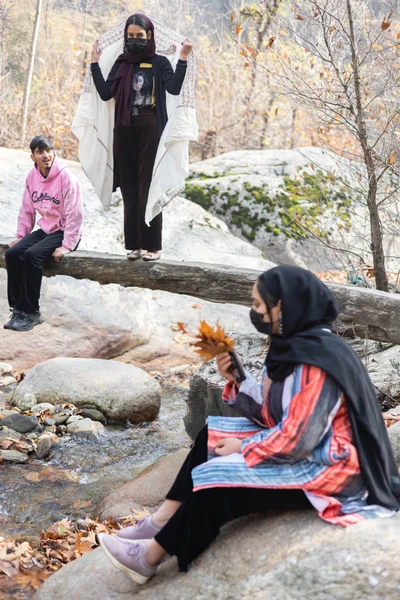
[0,385,190,540]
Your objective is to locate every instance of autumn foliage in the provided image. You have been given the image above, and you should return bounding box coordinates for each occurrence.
[190,320,235,362]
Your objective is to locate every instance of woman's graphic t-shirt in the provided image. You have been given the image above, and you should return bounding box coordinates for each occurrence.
[132,63,155,108]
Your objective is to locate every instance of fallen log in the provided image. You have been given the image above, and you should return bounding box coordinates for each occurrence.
[1,237,400,344]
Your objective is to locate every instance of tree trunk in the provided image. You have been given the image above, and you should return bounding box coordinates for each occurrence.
[346,0,389,291]
[21,0,43,144]
[1,238,399,345]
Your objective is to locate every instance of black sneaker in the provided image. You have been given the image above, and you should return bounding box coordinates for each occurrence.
[10,312,44,332]
[3,310,23,330]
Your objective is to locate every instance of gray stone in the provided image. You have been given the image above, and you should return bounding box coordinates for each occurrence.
[43,418,56,426]
[79,408,107,425]
[0,375,17,387]
[388,421,400,466]
[35,433,59,459]
[96,450,189,520]
[13,392,37,412]
[0,413,38,434]
[53,413,70,425]
[30,403,56,414]
[66,418,105,441]
[0,362,13,376]
[185,334,265,439]
[12,357,161,423]
[0,409,20,417]
[33,512,400,600]
[0,427,20,441]
[66,415,83,424]
[0,449,29,463]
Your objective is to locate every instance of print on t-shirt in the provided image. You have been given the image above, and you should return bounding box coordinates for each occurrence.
[132,70,153,107]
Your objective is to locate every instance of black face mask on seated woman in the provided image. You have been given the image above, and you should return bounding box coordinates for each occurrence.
[255,264,400,511]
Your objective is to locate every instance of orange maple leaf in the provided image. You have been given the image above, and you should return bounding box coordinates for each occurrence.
[190,321,235,362]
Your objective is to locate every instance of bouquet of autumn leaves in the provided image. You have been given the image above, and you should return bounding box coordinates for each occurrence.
[177,320,235,361]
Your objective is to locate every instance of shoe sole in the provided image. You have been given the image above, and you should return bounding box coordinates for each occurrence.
[98,535,151,585]
[9,319,43,332]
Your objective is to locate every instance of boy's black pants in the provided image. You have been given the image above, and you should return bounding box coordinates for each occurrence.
[5,229,64,314]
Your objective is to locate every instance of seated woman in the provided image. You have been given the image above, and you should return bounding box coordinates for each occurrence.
[98,265,400,584]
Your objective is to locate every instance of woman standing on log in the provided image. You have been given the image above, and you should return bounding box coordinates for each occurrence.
[98,265,400,583]
[82,13,194,261]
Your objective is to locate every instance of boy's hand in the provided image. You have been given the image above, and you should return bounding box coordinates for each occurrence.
[8,239,21,248]
[52,247,69,262]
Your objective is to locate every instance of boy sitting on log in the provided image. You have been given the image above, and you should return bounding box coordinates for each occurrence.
[4,135,83,332]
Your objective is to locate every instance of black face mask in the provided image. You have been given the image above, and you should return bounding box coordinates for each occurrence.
[249,308,273,336]
[126,38,148,53]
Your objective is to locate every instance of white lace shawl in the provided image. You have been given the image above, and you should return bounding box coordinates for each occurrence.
[71,16,198,224]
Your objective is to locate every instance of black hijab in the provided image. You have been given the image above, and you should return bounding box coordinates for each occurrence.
[111,13,156,126]
[259,265,400,510]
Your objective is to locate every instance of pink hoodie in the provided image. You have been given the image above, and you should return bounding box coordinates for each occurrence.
[16,156,83,251]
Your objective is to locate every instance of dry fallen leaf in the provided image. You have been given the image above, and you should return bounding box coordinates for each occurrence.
[190,321,235,362]
[72,499,92,510]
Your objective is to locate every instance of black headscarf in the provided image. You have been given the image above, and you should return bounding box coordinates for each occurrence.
[258,265,400,510]
[111,13,156,126]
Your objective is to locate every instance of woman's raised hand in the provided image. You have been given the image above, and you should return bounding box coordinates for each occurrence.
[91,40,102,63]
[216,352,235,381]
[179,37,193,60]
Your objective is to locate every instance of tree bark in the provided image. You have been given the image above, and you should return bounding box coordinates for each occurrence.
[346,0,389,291]
[21,0,43,144]
[1,238,400,345]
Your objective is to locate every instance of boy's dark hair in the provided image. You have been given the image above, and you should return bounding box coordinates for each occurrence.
[29,135,53,154]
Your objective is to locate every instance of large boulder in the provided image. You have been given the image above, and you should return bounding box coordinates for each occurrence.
[34,511,400,600]
[12,358,161,423]
[0,269,256,372]
[96,449,189,520]
[184,334,265,440]
[186,147,400,273]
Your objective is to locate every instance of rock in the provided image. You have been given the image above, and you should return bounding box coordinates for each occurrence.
[186,147,400,273]
[12,357,162,423]
[79,408,107,425]
[0,375,17,387]
[0,427,21,441]
[0,413,39,434]
[0,269,256,373]
[66,418,105,441]
[185,334,266,440]
[0,449,29,463]
[0,409,20,417]
[13,392,37,412]
[33,512,400,600]
[26,432,38,440]
[0,362,13,376]
[96,450,189,520]
[365,344,400,400]
[30,403,56,414]
[43,418,56,427]
[66,415,83,425]
[388,421,400,466]
[35,433,59,459]
[52,413,70,425]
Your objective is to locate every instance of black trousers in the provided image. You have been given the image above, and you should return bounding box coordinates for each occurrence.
[114,108,162,252]
[5,229,64,313]
[155,427,312,572]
